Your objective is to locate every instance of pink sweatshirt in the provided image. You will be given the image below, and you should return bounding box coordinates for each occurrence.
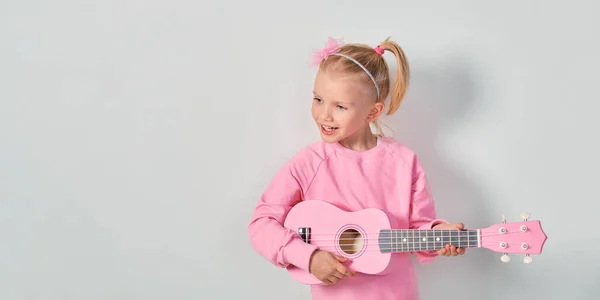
[248,136,447,300]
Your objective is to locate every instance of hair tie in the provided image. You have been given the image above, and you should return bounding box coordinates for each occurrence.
[374,45,384,55]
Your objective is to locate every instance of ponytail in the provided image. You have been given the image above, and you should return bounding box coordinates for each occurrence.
[379,37,410,116]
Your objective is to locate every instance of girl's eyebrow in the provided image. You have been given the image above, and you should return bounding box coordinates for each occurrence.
[313,91,354,106]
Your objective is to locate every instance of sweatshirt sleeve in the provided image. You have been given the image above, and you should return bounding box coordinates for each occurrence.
[408,155,448,264]
[247,154,319,271]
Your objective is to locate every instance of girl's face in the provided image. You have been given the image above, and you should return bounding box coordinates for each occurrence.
[311,69,384,145]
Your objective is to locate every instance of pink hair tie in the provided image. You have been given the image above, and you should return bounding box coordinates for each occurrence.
[374,45,384,55]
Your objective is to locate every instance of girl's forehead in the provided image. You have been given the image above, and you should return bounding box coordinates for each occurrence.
[314,70,374,102]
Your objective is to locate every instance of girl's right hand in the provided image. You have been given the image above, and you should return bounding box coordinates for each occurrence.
[308,250,355,284]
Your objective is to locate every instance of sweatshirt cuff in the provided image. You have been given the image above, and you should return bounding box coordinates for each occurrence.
[421,219,448,229]
[283,238,319,271]
[415,219,448,263]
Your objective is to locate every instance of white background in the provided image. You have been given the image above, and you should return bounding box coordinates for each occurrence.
[1,1,598,299]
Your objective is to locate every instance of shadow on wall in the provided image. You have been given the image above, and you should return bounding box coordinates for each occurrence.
[379,56,501,297]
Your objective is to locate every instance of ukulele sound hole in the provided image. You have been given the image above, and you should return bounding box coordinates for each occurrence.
[338,228,364,255]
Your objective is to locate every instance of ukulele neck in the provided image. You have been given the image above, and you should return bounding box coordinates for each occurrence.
[378,229,480,253]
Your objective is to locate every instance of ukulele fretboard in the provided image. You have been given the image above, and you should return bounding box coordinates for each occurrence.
[378,229,480,253]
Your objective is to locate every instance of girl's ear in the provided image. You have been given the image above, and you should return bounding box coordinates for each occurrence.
[367,102,385,122]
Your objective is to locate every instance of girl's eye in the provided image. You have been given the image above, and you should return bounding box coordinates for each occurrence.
[337,105,346,110]
[314,97,322,103]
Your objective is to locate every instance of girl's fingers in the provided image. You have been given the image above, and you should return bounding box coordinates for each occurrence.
[332,270,346,280]
[439,245,466,256]
[439,245,469,256]
[327,276,340,284]
[450,246,458,256]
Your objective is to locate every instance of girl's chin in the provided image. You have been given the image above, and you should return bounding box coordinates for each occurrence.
[319,132,341,142]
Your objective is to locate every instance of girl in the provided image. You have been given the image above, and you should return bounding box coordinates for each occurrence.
[248,37,466,300]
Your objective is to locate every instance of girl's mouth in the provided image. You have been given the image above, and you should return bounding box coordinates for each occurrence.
[321,125,338,135]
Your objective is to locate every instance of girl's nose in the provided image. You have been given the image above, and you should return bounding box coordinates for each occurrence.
[321,106,333,121]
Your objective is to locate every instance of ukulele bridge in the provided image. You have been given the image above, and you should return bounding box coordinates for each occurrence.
[298,227,311,243]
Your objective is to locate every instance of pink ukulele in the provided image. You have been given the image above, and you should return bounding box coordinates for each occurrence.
[283,200,547,285]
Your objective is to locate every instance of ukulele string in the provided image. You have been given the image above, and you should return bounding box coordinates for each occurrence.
[298,242,528,251]
[303,231,520,243]
[305,231,506,237]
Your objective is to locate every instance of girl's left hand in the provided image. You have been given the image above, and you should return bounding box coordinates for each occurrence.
[433,222,467,257]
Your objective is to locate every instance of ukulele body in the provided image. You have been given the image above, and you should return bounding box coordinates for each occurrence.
[283,200,396,284]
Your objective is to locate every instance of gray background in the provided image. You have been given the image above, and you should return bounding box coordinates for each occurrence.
[1,1,598,299]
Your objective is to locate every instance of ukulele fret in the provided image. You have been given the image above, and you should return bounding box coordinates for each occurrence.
[393,229,397,252]
[399,229,403,252]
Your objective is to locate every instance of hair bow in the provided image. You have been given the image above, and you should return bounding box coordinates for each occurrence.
[311,37,344,66]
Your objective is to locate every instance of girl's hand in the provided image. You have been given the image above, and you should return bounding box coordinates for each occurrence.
[308,250,355,285]
[433,223,467,256]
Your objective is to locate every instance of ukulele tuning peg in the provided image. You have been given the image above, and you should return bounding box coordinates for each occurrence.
[523,254,532,264]
[520,212,530,221]
[501,253,510,263]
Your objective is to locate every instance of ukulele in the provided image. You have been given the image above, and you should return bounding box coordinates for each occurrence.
[283,200,547,285]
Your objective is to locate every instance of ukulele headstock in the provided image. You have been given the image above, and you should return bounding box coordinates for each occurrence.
[480,212,547,264]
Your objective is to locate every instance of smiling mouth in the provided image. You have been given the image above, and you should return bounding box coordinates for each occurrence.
[321,125,339,134]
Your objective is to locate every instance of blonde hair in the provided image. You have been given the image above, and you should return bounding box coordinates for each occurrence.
[318,37,410,135]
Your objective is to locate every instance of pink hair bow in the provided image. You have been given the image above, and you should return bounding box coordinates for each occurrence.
[311,37,344,66]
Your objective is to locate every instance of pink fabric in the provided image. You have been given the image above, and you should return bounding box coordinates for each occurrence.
[374,45,384,55]
[248,136,447,300]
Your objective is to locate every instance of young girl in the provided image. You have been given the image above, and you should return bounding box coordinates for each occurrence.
[248,37,466,300]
